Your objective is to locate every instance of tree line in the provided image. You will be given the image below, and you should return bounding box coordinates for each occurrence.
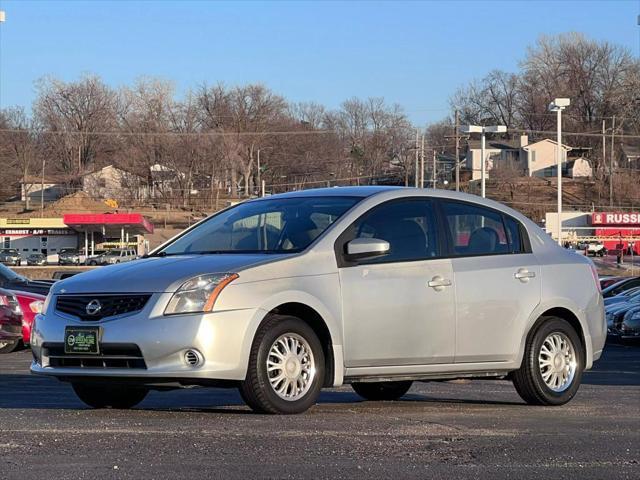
[0,32,638,211]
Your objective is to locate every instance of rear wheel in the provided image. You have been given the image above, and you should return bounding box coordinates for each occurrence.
[0,341,19,354]
[72,383,148,409]
[351,381,413,401]
[240,314,325,414]
[512,317,583,406]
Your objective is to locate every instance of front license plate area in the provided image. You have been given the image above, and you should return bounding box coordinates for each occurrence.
[64,326,100,355]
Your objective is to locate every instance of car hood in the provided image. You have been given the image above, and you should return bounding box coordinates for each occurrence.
[51,254,288,294]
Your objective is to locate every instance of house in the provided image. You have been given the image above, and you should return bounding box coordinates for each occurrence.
[464,136,528,180]
[20,175,68,202]
[464,135,579,180]
[523,138,572,177]
[619,143,640,170]
[81,165,148,201]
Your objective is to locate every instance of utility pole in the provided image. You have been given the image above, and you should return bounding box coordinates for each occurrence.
[454,110,460,191]
[602,119,607,206]
[40,158,45,218]
[432,149,436,188]
[257,148,261,195]
[610,115,616,208]
[414,129,419,187]
[420,134,425,188]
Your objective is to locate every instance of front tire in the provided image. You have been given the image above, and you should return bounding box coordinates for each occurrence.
[352,381,413,401]
[512,316,583,406]
[240,314,325,414]
[72,383,148,409]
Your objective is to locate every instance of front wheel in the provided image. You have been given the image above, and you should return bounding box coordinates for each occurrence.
[512,317,583,406]
[239,315,325,414]
[72,383,148,409]
[352,381,413,401]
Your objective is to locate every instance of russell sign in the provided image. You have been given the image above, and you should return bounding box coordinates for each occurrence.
[592,212,640,226]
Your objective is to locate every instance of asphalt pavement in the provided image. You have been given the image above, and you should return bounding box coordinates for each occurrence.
[0,342,638,480]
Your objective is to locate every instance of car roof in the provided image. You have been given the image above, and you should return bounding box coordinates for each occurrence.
[263,186,402,199]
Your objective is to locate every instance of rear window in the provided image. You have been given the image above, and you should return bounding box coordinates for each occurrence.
[441,201,525,256]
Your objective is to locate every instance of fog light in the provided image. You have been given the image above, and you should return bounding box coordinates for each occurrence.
[184,349,203,367]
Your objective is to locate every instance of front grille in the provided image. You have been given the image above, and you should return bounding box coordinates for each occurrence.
[56,294,151,321]
[43,343,147,369]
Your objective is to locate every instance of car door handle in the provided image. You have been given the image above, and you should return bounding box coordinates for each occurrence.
[428,276,452,290]
[514,269,536,282]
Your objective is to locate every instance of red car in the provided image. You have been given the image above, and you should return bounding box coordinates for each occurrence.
[9,290,45,347]
[0,289,24,354]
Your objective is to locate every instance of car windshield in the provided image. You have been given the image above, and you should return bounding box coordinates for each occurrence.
[159,196,360,255]
[0,263,27,283]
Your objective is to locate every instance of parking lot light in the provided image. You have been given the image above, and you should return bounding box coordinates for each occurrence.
[461,124,507,198]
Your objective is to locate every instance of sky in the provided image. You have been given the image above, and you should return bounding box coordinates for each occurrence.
[0,0,638,125]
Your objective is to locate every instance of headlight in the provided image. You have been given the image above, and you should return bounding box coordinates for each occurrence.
[29,300,44,314]
[164,273,239,315]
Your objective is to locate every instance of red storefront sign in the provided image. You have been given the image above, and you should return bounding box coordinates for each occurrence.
[591,212,640,254]
[592,212,640,225]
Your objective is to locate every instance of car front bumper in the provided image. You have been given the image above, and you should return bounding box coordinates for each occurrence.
[30,294,262,383]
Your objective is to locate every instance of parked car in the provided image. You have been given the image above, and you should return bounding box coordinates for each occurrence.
[0,248,22,266]
[602,276,640,298]
[85,250,108,265]
[0,263,54,296]
[585,241,607,257]
[603,286,640,307]
[0,289,24,353]
[32,187,606,413]
[58,248,82,266]
[614,306,640,339]
[600,276,626,290]
[9,289,45,346]
[26,253,47,266]
[94,248,138,265]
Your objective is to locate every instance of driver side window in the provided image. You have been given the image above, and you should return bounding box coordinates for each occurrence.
[347,198,440,264]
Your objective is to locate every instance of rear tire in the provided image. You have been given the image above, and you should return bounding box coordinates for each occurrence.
[72,383,148,409]
[240,314,325,414]
[0,341,19,354]
[512,316,583,406]
[351,381,413,401]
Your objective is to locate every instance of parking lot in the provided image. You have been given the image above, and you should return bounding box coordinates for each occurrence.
[1,342,638,480]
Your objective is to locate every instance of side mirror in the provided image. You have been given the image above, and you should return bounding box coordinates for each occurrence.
[345,238,390,261]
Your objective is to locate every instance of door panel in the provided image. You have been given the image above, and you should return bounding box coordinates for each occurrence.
[340,257,456,367]
[452,254,540,363]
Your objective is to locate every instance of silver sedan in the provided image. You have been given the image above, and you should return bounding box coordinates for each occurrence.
[31,187,605,414]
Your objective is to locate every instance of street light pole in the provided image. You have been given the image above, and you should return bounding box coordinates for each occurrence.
[549,98,570,246]
[461,124,506,198]
[480,131,486,198]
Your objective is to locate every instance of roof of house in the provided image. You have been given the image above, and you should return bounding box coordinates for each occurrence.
[522,138,572,151]
[467,139,520,150]
[81,164,145,179]
[21,174,72,184]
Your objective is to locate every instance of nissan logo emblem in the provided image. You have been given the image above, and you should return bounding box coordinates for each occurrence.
[85,299,102,316]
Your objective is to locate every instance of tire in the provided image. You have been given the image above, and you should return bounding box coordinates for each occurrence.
[89,260,97,266]
[72,383,148,409]
[0,341,19,354]
[239,314,325,414]
[351,381,413,401]
[512,316,584,406]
